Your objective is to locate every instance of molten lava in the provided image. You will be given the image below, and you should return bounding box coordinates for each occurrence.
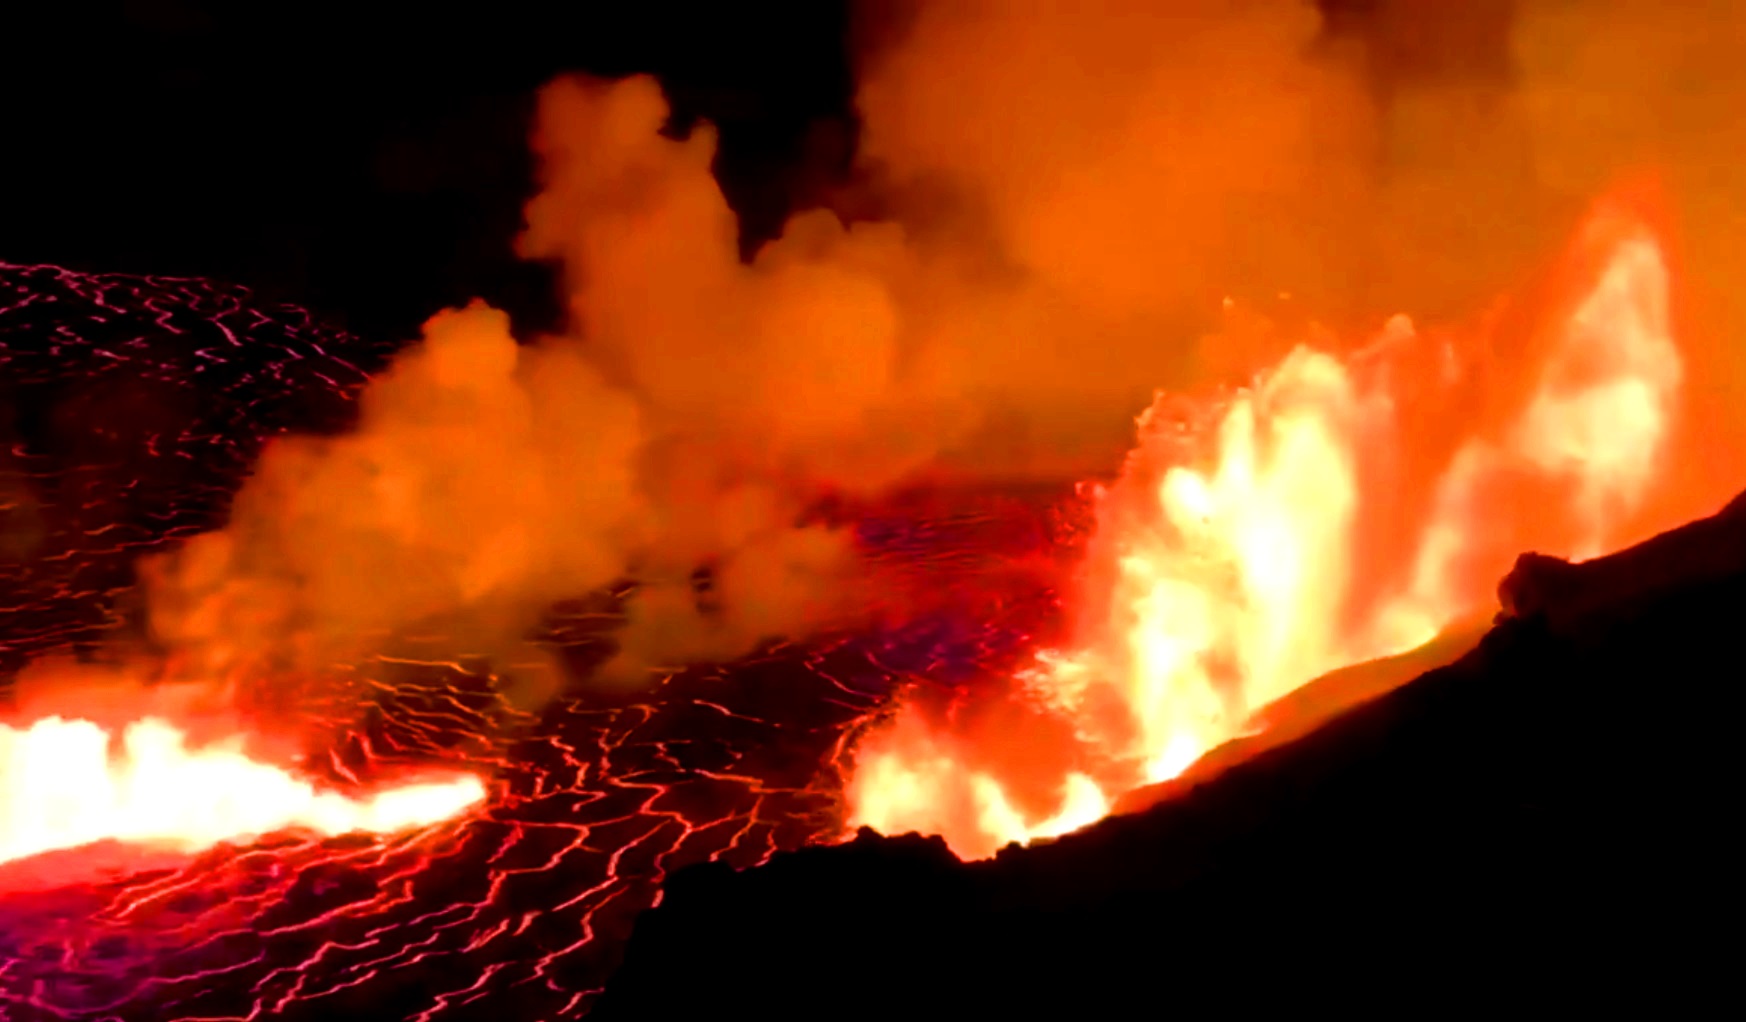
[0,714,487,865]
[846,197,1694,860]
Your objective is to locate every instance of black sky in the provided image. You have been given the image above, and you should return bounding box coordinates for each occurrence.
[0,1,876,340]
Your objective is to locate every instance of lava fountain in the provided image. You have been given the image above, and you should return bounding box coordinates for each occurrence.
[845,192,1699,859]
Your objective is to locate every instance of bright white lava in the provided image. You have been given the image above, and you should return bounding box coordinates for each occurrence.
[0,715,487,865]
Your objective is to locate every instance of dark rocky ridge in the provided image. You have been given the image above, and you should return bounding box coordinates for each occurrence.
[593,490,1746,1018]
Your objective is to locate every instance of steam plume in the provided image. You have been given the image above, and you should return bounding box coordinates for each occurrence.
[125,0,1746,710]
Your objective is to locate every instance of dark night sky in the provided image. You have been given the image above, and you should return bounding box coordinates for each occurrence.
[0,1,878,341]
[0,1,1503,344]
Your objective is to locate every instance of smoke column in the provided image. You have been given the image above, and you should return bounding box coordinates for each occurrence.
[125,0,1746,713]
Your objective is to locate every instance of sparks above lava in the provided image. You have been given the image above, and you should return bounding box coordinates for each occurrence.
[0,714,487,865]
[845,195,1692,860]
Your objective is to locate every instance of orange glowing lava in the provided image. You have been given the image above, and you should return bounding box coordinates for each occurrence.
[847,197,1696,859]
[0,714,487,865]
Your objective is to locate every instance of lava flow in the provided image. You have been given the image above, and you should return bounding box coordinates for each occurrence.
[0,714,486,865]
[845,193,1710,860]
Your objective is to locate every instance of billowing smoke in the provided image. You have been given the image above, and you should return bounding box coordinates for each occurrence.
[139,303,647,685]
[846,0,1746,502]
[138,76,915,694]
[125,0,1746,712]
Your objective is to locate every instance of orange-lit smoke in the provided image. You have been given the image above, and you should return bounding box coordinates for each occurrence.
[132,78,929,697]
[849,0,1746,478]
[133,0,1746,701]
[141,303,646,684]
[14,80,909,861]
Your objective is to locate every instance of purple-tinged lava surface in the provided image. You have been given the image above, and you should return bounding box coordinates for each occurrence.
[0,263,1080,1020]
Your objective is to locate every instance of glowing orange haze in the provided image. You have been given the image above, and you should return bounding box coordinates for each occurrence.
[846,197,1697,860]
[0,713,486,866]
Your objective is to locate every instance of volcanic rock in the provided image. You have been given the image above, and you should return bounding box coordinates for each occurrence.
[592,490,1746,1018]
[1498,487,1746,634]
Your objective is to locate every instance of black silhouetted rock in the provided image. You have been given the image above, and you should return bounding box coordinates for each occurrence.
[1499,488,1746,634]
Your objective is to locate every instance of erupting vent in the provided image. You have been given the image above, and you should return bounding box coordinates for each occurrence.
[843,195,1714,859]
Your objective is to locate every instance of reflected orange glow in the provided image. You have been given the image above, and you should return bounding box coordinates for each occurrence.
[0,714,487,866]
[847,197,1694,860]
